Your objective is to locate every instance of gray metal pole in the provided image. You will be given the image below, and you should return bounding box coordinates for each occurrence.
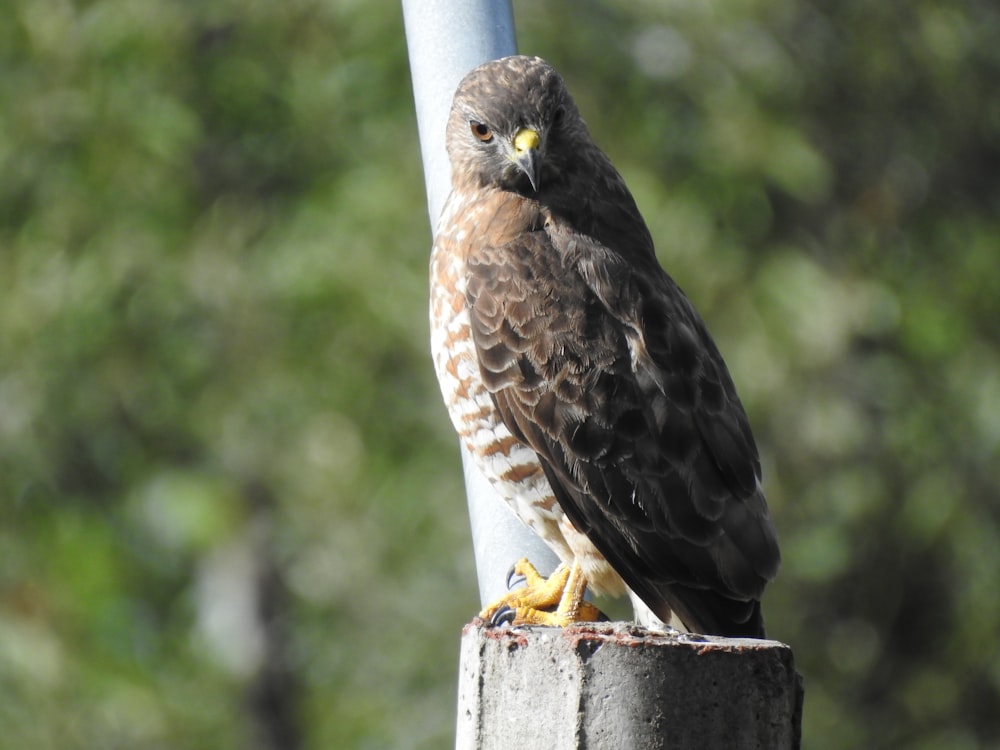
[402,0,560,608]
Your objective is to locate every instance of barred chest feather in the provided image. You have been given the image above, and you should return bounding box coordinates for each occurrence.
[429,191,626,598]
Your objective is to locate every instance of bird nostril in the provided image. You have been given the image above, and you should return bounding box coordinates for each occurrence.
[514,127,540,153]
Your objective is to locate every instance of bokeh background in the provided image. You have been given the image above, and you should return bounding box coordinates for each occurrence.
[3,0,999,747]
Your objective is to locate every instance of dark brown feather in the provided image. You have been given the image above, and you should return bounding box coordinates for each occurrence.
[450,56,780,637]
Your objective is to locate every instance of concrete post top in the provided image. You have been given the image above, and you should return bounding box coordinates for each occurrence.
[463,619,794,655]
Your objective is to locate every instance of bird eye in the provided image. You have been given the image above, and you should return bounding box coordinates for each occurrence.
[470,121,493,142]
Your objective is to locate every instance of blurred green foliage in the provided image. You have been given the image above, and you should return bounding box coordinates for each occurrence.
[1,0,998,748]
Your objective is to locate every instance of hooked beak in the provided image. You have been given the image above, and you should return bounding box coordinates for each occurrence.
[511,127,542,192]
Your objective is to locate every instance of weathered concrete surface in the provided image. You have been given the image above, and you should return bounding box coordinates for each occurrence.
[456,620,802,750]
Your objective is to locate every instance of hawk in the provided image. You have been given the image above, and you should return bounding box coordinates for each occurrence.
[430,55,779,638]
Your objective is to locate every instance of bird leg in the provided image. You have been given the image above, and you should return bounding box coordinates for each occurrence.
[479,558,603,626]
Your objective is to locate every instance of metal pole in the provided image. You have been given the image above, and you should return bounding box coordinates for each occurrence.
[402,0,560,608]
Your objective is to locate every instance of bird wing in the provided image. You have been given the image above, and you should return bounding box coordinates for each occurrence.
[466,225,780,637]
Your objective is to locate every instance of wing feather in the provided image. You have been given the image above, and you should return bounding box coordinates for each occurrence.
[467,224,779,637]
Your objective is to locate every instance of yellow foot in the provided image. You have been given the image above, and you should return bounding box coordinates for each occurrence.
[479,558,603,627]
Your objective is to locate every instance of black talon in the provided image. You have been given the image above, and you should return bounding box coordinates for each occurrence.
[491,605,516,627]
[506,564,526,590]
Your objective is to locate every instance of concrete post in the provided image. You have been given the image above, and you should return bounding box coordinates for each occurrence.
[457,622,803,750]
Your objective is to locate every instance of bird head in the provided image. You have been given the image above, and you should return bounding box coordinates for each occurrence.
[446,56,584,196]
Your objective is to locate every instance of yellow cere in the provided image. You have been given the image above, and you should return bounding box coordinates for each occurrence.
[513,127,540,153]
